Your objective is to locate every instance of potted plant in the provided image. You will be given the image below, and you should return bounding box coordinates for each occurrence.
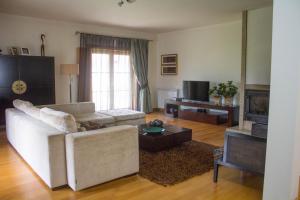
[209,86,222,105]
[222,81,238,106]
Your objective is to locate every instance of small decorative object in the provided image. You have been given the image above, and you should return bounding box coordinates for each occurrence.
[12,80,27,95]
[149,119,164,127]
[20,48,30,55]
[220,81,238,106]
[41,34,46,56]
[143,127,165,135]
[10,47,19,55]
[161,54,177,75]
[79,121,106,131]
[209,86,222,105]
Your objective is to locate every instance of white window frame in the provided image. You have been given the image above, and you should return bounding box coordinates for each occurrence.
[91,49,133,111]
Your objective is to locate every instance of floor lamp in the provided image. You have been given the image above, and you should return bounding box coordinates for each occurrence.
[60,64,79,103]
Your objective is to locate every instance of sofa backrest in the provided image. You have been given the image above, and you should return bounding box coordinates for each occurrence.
[40,102,95,115]
[223,131,267,174]
[13,99,41,120]
[40,107,78,133]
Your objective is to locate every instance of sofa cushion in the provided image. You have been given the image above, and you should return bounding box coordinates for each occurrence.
[13,99,33,109]
[115,118,146,126]
[42,102,95,115]
[13,99,40,120]
[74,113,115,125]
[40,107,77,133]
[99,109,145,121]
[25,106,41,119]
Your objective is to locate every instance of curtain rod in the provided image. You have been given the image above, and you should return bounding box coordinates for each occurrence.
[75,31,153,42]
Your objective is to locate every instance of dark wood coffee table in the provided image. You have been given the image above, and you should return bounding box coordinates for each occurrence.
[138,124,192,152]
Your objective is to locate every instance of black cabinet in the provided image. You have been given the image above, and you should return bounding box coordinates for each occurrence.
[0,56,18,87]
[0,55,55,125]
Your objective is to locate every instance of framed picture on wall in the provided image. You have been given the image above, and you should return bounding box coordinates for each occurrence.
[161,54,177,65]
[161,54,177,75]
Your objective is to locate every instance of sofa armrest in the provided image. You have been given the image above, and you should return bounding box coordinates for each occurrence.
[5,108,67,188]
[65,125,139,191]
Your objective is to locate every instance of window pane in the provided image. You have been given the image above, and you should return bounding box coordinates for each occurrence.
[92,54,109,73]
[92,52,132,111]
[114,54,131,109]
[92,53,110,111]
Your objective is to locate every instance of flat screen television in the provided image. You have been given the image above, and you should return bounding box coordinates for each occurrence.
[183,81,209,102]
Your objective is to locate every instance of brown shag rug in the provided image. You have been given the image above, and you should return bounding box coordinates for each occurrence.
[139,141,217,186]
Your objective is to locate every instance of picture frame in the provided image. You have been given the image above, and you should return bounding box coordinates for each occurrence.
[161,54,177,65]
[161,54,178,75]
[20,48,31,56]
[10,47,19,55]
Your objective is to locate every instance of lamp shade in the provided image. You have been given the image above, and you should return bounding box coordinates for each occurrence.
[60,64,79,75]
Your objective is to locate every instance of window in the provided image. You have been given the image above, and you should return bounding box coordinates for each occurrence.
[92,51,132,111]
[92,53,110,111]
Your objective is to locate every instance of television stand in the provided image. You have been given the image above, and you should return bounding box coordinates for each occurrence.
[165,100,239,127]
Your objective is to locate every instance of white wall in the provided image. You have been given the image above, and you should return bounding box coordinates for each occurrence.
[148,41,158,108]
[155,21,242,103]
[263,0,300,199]
[246,6,273,85]
[0,13,156,104]
[153,7,273,108]
[0,8,272,109]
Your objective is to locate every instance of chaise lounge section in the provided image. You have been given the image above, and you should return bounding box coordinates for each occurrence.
[44,102,146,127]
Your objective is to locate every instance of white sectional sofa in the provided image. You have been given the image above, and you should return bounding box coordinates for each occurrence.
[6,100,145,191]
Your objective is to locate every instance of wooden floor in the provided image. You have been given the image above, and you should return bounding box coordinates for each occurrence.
[0,112,263,200]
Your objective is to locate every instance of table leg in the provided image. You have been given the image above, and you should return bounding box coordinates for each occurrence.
[213,162,219,183]
[227,109,233,127]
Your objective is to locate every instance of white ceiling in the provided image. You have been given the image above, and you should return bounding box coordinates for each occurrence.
[0,0,272,33]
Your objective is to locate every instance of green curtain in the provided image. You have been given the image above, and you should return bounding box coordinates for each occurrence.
[131,39,152,113]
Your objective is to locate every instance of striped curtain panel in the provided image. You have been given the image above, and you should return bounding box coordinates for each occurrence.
[78,33,131,102]
[130,39,152,113]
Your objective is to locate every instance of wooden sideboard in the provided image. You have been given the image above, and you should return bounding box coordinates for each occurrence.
[0,55,55,125]
[165,100,239,127]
